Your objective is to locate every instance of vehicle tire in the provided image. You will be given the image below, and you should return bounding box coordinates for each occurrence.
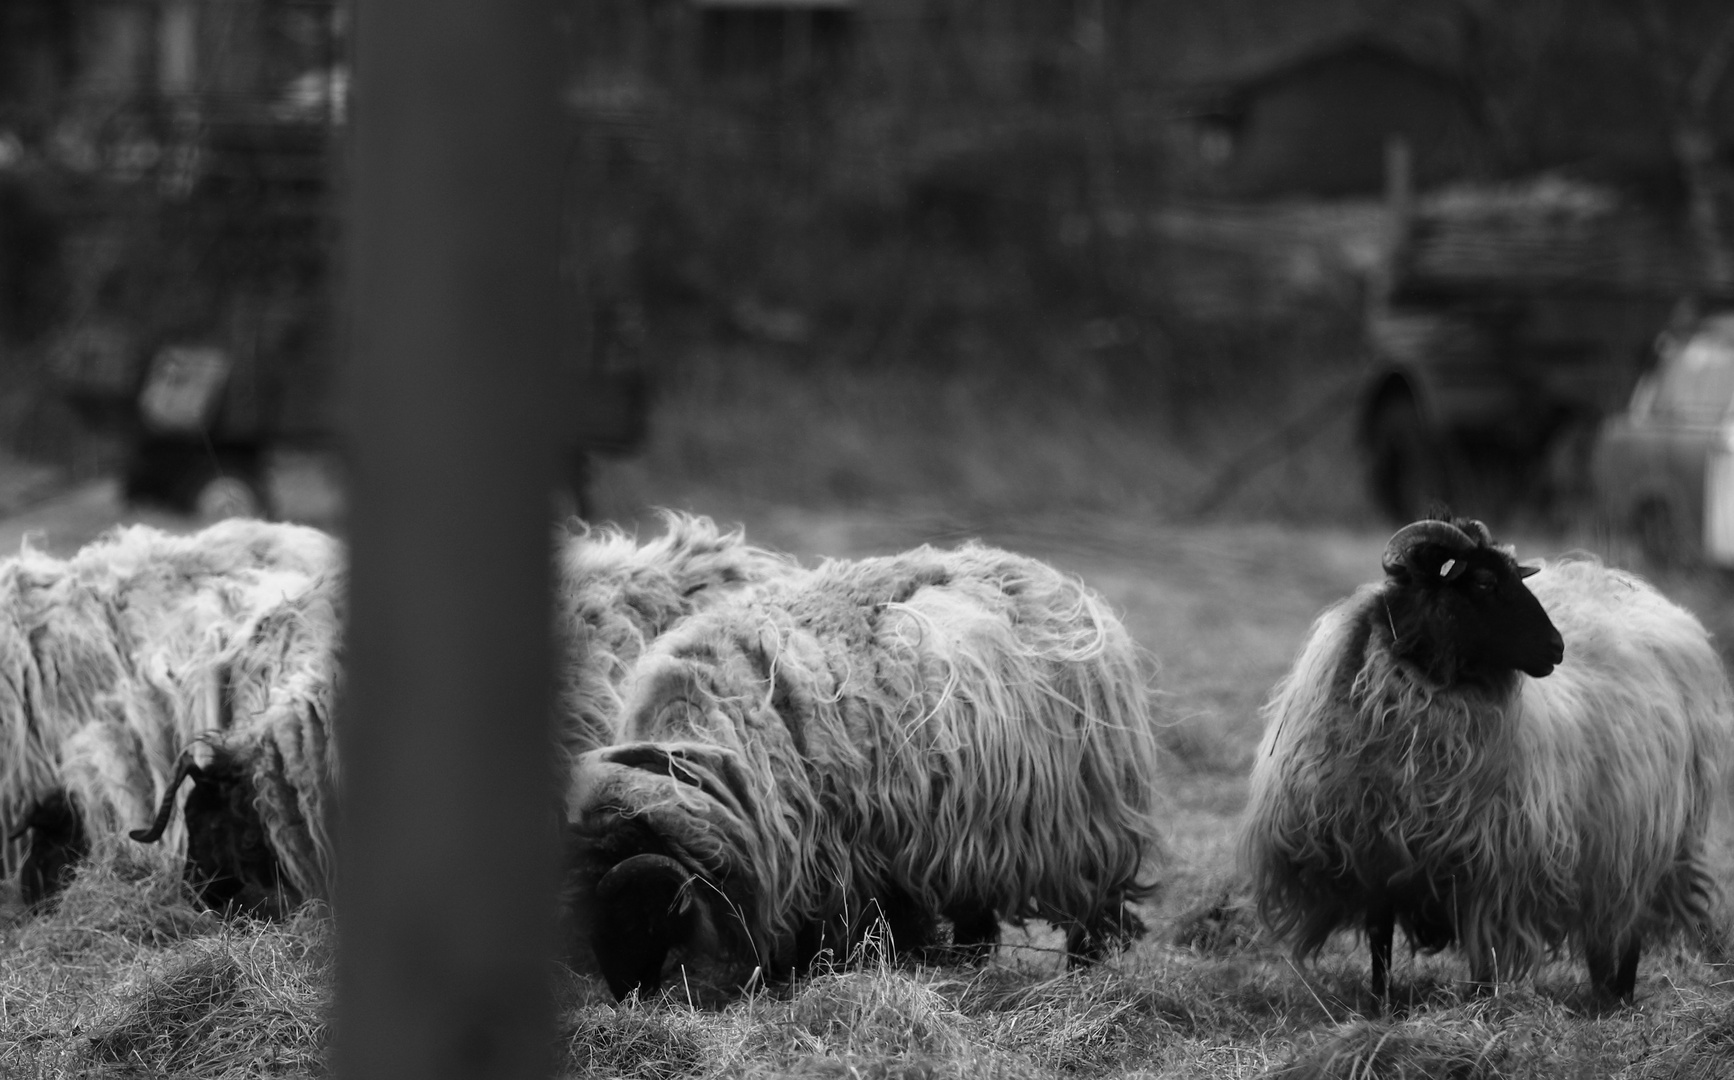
[1633,500,1686,569]
[1366,395,1453,524]
[195,475,266,522]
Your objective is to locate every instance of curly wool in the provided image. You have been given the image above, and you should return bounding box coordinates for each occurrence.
[0,520,338,871]
[1242,558,1734,985]
[186,569,344,902]
[553,511,802,765]
[574,541,1167,973]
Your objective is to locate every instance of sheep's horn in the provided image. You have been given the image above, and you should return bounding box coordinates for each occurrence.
[592,853,703,1000]
[129,751,204,844]
[596,853,694,903]
[1460,519,1494,546]
[1382,519,1478,579]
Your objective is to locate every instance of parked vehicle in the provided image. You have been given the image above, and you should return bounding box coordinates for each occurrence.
[1356,180,1696,524]
[1592,310,1734,566]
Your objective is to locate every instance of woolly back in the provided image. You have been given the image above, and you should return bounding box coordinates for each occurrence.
[553,512,798,758]
[590,541,1165,964]
[79,520,342,583]
[1516,559,1734,945]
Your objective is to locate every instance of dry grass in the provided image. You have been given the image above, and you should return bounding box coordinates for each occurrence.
[0,861,330,1079]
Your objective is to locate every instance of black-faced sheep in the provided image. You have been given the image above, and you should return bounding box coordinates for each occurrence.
[1241,517,1734,1002]
[130,512,795,916]
[1,519,338,895]
[12,789,86,906]
[128,570,340,916]
[568,542,1166,1000]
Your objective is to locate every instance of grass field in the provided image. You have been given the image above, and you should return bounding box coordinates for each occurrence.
[3,490,1733,1079]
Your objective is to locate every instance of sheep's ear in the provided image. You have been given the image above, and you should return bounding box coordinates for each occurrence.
[1517,563,1541,579]
[591,853,704,1001]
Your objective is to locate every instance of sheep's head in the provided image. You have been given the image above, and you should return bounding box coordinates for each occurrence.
[567,740,756,1000]
[589,852,711,999]
[130,744,290,918]
[11,789,88,906]
[1379,517,1563,684]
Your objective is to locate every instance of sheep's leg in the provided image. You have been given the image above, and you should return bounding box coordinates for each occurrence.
[1367,905,1395,1005]
[1065,903,1146,966]
[857,889,931,959]
[1588,936,1641,1002]
[1613,939,1640,1001]
[945,904,1001,963]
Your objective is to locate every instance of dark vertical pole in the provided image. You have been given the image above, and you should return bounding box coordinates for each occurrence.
[336,0,560,1076]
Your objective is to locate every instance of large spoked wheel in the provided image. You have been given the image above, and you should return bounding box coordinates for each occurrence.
[1366,395,1453,525]
[1633,499,1687,569]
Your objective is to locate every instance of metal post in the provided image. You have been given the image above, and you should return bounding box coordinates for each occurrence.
[336,0,561,1076]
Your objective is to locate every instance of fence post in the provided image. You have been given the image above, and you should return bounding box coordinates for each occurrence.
[335,0,563,1076]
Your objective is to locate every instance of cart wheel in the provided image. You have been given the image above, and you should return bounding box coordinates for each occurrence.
[1634,499,1686,568]
[1366,395,1453,524]
[195,476,266,522]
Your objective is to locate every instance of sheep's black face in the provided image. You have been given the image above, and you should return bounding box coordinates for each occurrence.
[182,765,290,919]
[1382,520,1564,684]
[587,852,706,1000]
[14,789,88,906]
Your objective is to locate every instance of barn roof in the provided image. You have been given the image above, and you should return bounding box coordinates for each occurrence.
[1156,1,1464,91]
[1175,32,1471,119]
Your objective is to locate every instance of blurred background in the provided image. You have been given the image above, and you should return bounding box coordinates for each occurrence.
[1,0,1733,557]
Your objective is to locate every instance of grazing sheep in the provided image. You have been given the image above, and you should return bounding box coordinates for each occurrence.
[128,569,342,916]
[1241,517,1734,1002]
[12,789,86,906]
[130,512,795,916]
[568,542,1166,1000]
[1,520,338,890]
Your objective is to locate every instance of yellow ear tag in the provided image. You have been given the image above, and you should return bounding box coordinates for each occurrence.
[1439,559,1456,578]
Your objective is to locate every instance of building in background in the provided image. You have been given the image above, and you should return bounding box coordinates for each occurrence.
[1174,36,1491,199]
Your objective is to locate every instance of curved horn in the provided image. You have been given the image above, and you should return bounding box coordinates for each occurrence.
[592,853,702,1001]
[129,750,205,844]
[1381,519,1477,579]
[596,852,694,904]
[1460,519,1494,546]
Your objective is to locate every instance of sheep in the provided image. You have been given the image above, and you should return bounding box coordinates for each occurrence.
[127,568,342,916]
[1240,516,1734,1002]
[1,520,338,894]
[567,541,1166,1000]
[129,512,796,916]
[11,790,85,905]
